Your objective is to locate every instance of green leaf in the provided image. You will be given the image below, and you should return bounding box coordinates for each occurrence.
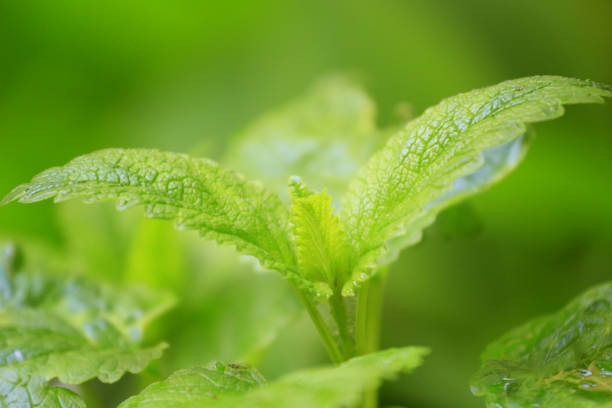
[0,370,86,408]
[224,76,383,204]
[339,76,612,295]
[471,281,612,408]
[1,148,296,276]
[57,200,301,366]
[56,201,139,283]
[119,347,429,408]
[166,238,302,370]
[118,362,266,408]
[289,177,350,295]
[0,243,172,406]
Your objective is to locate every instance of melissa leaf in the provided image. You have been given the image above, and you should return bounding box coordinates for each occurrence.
[167,237,302,368]
[339,76,612,294]
[119,347,429,408]
[0,243,173,406]
[289,177,350,296]
[0,370,86,408]
[55,203,301,367]
[57,200,139,283]
[472,281,612,408]
[118,362,266,408]
[224,76,382,203]
[1,148,296,276]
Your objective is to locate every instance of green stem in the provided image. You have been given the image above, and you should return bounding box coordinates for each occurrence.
[293,267,386,374]
[355,269,387,408]
[329,292,356,359]
[355,269,386,355]
[295,288,343,365]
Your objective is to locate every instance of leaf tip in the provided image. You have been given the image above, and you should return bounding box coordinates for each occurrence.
[288,175,313,201]
[589,78,612,96]
[0,185,27,206]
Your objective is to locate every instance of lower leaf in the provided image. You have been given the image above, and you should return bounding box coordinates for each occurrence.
[0,370,86,408]
[119,347,430,408]
[0,242,173,406]
[472,281,612,408]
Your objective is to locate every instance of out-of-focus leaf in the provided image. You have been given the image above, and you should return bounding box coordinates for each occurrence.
[339,76,612,295]
[124,217,186,292]
[119,347,429,408]
[224,76,383,203]
[471,281,612,408]
[0,370,86,408]
[114,212,302,370]
[430,202,483,240]
[165,238,302,369]
[56,201,138,283]
[0,243,173,406]
[118,362,266,408]
[37,188,301,373]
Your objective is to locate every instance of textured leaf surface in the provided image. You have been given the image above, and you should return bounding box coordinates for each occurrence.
[119,347,429,408]
[118,362,266,408]
[224,76,382,203]
[0,370,86,408]
[472,281,612,408]
[0,243,172,406]
[1,149,296,275]
[339,76,612,294]
[289,178,350,295]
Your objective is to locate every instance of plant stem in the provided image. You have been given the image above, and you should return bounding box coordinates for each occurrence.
[329,291,356,359]
[355,269,386,355]
[295,289,344,364]
[355,269,387,408]
[293,268,386,375]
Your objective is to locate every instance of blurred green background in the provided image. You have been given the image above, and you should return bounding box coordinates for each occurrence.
[1,1,611,407]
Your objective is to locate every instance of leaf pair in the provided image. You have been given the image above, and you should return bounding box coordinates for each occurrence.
[289,177,350,297]
[3,76,610,298]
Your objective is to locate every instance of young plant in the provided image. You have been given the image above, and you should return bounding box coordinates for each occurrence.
[1,76,611,407]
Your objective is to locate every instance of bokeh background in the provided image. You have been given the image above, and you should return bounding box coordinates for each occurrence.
[1,1,611,407]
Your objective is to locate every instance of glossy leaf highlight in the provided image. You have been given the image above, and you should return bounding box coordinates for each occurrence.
[0,243,172,406]
[472,281,612,408]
